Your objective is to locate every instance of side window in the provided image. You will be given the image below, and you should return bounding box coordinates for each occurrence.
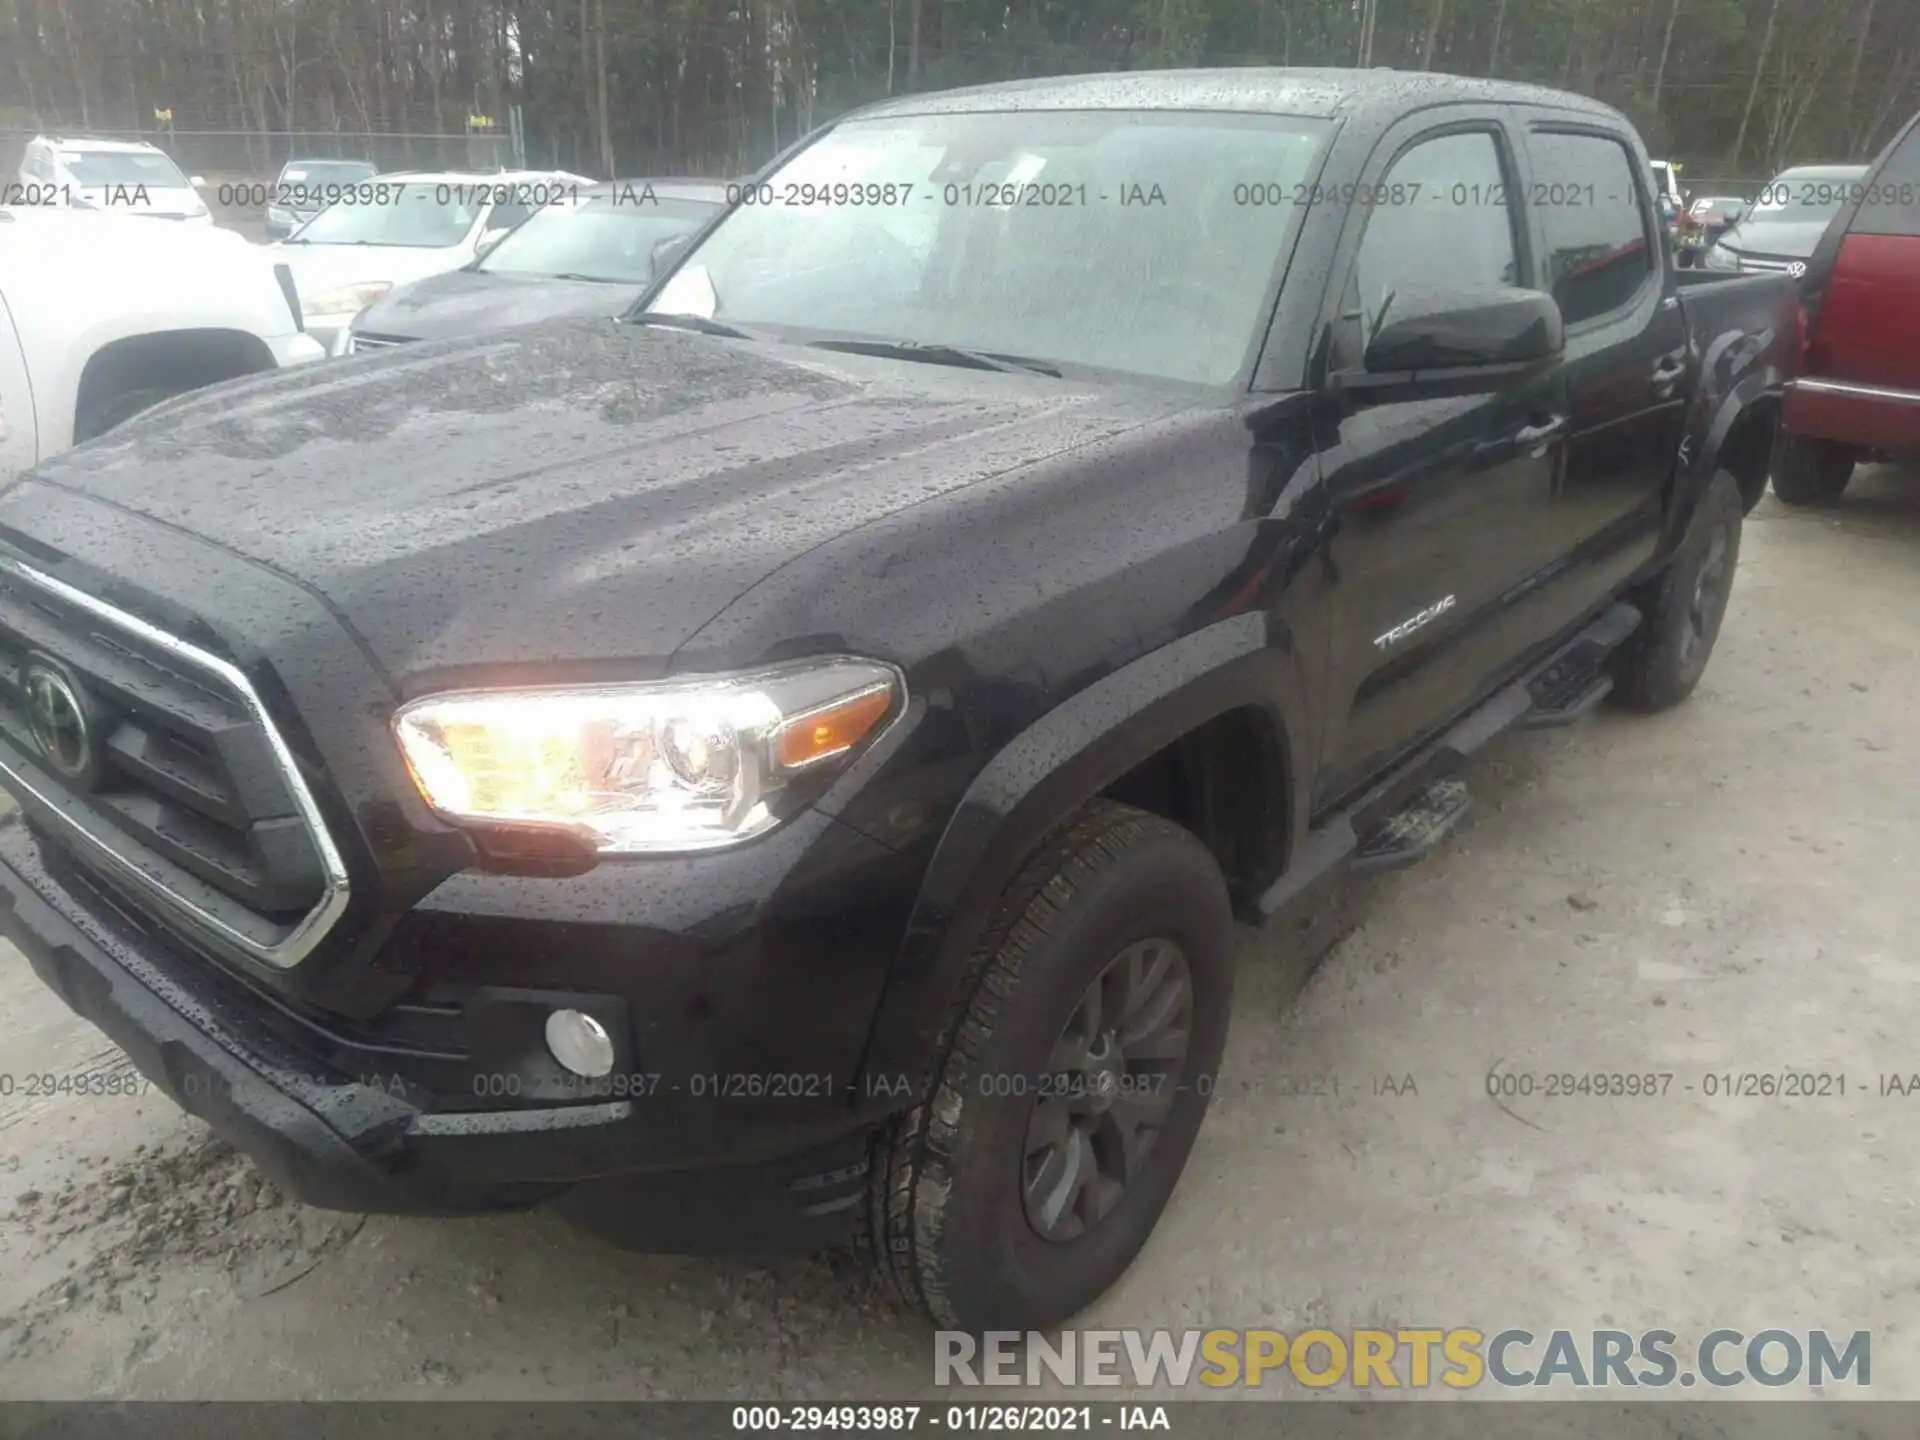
[1353,130,1519,323]
[1852,128,1920,237]
[1528,131,1653,327]
[488,200,533,234]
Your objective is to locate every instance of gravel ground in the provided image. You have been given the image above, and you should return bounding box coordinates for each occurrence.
[1,470,1917,1400]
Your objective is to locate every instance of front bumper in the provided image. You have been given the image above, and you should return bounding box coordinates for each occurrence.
[0,801,897,1250]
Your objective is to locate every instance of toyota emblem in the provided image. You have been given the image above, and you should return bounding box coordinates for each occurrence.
[23,664,94,782]
[1788,261,1807,279]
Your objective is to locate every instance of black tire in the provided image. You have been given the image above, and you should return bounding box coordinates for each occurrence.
[73,386,182,443]
[1611,469,1743,713]
[1770,435,1855,507]
[863,800,1234,1332]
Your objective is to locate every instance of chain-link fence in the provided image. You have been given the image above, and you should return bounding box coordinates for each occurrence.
[1674,176,1774,197]
[2,124,527,189]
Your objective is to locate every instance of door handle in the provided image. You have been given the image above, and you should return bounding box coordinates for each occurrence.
[1513,416,1568,453]
[1651,354,1687,395]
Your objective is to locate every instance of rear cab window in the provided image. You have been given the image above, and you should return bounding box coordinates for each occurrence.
[1524,128,1656,327]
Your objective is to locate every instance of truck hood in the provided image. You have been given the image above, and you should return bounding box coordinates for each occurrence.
[16,316,1163,684]
[351,268,642,342]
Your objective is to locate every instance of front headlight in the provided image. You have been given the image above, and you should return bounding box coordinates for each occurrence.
[393,659,903,854]
[303,281,393,317]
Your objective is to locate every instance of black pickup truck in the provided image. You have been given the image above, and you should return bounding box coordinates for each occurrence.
[0,69,1793,1333]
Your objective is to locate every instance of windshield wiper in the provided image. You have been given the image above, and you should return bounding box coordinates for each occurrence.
[631,311,758,340]
[806,338,1061,377]
[550,272,626,285]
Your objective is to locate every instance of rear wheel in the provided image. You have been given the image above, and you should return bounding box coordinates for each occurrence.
[1612,469,1743,713]
[863,800,1233,1332]
[1770,435,1855,507]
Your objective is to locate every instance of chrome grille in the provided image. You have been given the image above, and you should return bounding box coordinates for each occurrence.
[0,557,350,969]
[348,333,410,354]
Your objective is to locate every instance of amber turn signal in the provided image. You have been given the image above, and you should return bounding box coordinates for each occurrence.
[775,686,894,771]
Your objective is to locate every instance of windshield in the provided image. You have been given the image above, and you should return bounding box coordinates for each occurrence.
[1752,171,1868,221]
[481,195,722,282]
[292,182,481,248]
[649,110,1333,386]
[59,150,188,188]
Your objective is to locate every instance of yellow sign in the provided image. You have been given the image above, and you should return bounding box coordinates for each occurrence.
[153,108,173,122]
[468,115,495,129]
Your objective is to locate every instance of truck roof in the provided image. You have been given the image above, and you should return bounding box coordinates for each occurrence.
[849,66,1622,125]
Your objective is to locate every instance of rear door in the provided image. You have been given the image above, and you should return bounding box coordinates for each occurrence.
[0,289,36,478]
[1516,119,1687,624]
[1311,106,1569,807]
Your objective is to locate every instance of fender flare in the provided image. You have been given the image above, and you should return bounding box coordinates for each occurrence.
[853,610,1312,1097]
[1667,364,1783,551]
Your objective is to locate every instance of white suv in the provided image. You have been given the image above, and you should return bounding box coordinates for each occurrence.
[14,135,213,224]
[0,207,324,479]
[14,136,214,224]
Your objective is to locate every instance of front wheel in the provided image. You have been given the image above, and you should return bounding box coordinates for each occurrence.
[863,800,1234,1332]
[1611,469,1743,713]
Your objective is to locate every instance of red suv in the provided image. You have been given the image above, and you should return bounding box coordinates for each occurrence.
[1775,112,1920,505]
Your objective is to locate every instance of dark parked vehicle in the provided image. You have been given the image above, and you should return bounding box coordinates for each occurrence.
[1702,164,1868,275]
[343,179,727,353]
[0,68,1794,1333]
[1776,113,1920,503]
[1678,195,1749,266]
[263,157,380,239]
[1690,195,1751,237]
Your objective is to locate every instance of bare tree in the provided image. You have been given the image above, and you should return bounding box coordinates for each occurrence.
[1420,0,1444,69]
[1732,0,1785,168]
[1843,0,1878,157]
[1650,0,1680,114]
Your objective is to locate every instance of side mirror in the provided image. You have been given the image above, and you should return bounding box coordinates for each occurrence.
[650,232,694,275]
[189,175,207,188]
[1344,285,1563,396]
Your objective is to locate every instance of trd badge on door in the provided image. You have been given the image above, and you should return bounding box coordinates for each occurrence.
[1374,594,1457,650]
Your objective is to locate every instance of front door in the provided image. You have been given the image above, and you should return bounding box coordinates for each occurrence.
[1312,112,1571,808]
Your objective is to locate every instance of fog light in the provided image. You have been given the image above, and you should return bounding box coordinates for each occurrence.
[545,1009,615,1077]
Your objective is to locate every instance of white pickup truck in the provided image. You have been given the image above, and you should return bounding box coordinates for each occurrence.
[0,207,326,479]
